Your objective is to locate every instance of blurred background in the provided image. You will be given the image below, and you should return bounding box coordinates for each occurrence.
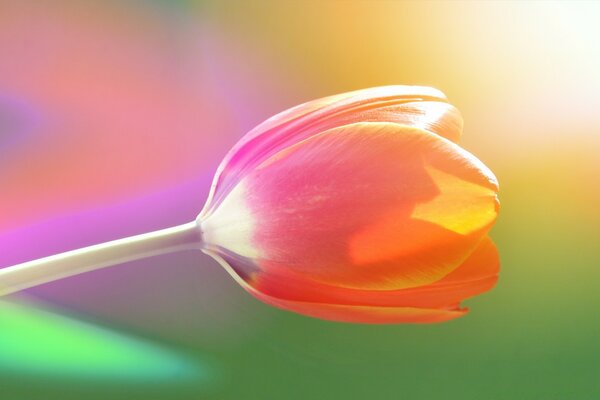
[1,1,599,399]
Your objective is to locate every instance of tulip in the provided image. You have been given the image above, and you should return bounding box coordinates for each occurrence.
[0,86,499,324]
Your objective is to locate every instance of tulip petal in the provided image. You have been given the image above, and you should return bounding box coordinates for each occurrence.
[203,122,498,290]
[247,236,499,310]
[200,86,462,218]
[256,298,467,324]
[204,249,466,324]
[434,236,499,284]
[354,100,463,143]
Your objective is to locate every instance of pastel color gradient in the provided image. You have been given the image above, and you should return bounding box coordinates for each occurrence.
[1,1,600,399]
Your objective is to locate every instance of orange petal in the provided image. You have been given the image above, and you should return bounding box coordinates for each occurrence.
[257,298,467,324]
[248,236,499,309]
[202,122,498,290]
[435,236,499,284]
[204,249,466,324]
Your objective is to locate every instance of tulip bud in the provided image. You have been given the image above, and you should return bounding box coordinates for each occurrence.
[199,86,500,324]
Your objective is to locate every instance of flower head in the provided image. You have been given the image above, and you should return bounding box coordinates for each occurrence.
[198,86,499,323]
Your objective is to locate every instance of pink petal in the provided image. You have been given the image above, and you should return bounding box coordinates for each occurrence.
[201,122,498,290]
[200,86,463,218]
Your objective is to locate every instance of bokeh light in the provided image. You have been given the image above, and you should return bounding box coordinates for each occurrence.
[0,297,209,382]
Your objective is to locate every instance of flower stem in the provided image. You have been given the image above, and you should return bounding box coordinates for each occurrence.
[0,221,202,296]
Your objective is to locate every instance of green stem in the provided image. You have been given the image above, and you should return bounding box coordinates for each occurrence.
[0,221,202,296]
